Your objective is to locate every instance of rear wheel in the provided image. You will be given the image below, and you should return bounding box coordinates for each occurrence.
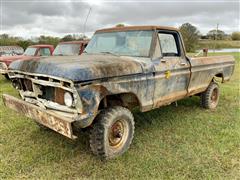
[201,82,220,109]
[89,106,134,159]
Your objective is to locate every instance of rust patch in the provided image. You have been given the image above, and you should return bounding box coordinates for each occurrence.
[96,25,179,33]
[2,94,77,139]
[54,88,65,105]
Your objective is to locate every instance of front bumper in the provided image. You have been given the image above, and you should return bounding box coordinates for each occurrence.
[2,94,77,139]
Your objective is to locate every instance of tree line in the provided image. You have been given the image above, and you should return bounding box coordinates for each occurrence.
[179,23,240,52]
[0,34,88,50]
[1,23,240,52]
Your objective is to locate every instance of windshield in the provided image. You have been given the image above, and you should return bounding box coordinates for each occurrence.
[53,44,80,56]
[24,47,37,56]
[85,30,153,57]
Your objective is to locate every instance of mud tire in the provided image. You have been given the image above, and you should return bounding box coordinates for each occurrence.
[201,82,220,109]
[89,106,134,159]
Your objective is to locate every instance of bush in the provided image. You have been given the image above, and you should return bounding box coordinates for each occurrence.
[179,23,200,52]
[231,32,240,40]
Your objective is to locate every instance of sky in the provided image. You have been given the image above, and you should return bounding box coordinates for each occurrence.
[0,0,239,39]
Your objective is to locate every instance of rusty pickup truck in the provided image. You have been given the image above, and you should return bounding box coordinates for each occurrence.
[3,26,235,159]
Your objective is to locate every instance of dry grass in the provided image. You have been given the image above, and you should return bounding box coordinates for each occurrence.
[198,40,240,49]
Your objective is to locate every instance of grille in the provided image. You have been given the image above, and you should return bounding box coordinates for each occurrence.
[11,72,74,106]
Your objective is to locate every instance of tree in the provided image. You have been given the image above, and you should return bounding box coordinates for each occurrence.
[38,35,60,47]
[179,23,200,52]
[116,24,125,27]
[207,29,226,40]
[61,34,75,42]
[231,32,240,40]
[60,34,88,42]
[17,40,32,50]
[0,34,20,46]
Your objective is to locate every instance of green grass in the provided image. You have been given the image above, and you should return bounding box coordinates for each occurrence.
[198,40,240,49]
[0,52,239,179]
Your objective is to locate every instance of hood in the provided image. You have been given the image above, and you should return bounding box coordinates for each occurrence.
[9,54,144,82]
[0,55,38,66]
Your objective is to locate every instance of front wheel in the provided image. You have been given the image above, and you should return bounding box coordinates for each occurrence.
[89,106,135,159]
[201,82,220,109]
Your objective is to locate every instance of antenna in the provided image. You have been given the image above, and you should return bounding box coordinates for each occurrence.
[83,7,92,38]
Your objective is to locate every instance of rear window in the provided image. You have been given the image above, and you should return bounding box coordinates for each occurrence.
[53,44,80,56]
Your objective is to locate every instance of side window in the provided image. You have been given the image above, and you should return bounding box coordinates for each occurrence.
[39,48,51,56]
[158,33,179,57]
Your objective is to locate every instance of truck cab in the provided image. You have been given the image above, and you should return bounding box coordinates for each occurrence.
[24,44,54,57]
[53,40,89,56]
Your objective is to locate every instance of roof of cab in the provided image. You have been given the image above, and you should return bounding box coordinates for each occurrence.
[29,44,54,48]
[96,25,179,33]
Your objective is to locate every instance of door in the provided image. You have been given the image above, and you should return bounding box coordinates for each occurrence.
[153,31,190,108]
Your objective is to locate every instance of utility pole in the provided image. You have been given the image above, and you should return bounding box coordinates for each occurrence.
[213,23,219,53]
[216,23,219,40]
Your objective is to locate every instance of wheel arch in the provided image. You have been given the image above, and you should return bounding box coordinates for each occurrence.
[214,72,224,83]
[75,84,141,128]
[98,92,141,110]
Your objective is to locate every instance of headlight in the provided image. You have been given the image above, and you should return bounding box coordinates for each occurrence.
[64,92,73,107]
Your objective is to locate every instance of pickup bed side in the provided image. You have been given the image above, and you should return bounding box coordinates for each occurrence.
[188,55,235,95]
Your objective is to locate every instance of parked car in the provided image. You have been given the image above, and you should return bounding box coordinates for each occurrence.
[3,26,235,159]
[0,41,89,79]
[0,44,54,78]
[53,40,89,56]
[0,46,24,57]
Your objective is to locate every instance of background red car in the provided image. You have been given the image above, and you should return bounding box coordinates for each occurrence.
[0,44,54,78]
[0,41,89,79]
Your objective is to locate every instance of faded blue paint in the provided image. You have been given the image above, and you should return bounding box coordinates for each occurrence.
[9,54,144,82]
